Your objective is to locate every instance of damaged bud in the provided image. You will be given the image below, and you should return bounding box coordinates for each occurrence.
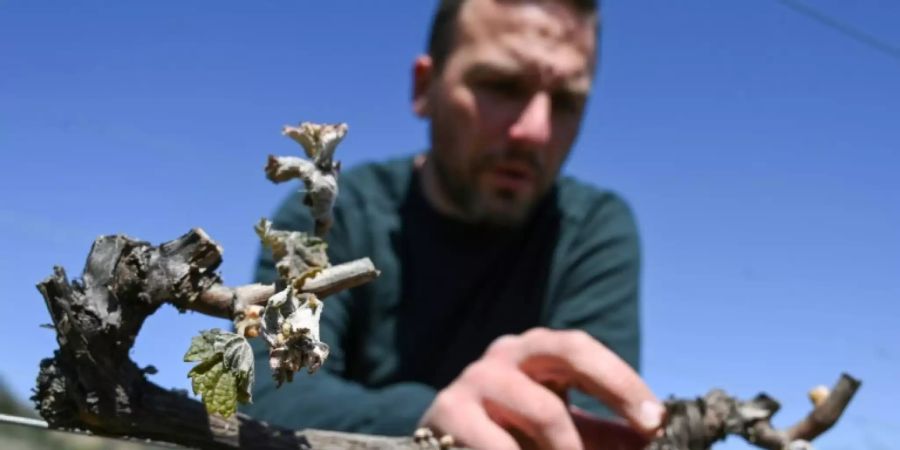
[261,286,329,386]
[234,304,265,338]
[255,218,330,281]
[267,122,348,237]
[282,122,347,172]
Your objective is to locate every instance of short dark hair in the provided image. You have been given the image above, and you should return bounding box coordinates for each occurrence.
[426,0,599,72]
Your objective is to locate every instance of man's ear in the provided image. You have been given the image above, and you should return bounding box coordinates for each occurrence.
[412,54,434,118]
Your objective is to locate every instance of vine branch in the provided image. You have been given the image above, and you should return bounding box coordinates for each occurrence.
[646,373,861,450]
[196,257,380,319]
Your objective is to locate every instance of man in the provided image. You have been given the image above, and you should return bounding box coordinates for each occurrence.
[246,0,665,448]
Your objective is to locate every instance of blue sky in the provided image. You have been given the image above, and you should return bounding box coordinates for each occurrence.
[1,1,898,448]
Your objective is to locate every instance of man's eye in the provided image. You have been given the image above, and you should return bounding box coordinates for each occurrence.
[552,93,583,114]
[478,79,527,98]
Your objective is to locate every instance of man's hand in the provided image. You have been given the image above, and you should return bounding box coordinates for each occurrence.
[419,328,664,450]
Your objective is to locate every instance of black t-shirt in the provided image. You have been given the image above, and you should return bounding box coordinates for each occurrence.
[395,169,560,388]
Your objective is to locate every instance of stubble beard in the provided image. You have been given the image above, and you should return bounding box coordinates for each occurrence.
[430,148,545,228]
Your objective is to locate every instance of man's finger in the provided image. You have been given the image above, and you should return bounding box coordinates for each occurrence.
[420,390,519,450]
[570,405,650,450]
[464,361,583,450]
[487,328,665,436]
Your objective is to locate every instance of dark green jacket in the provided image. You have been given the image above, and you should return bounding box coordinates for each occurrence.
[244,156,641,435]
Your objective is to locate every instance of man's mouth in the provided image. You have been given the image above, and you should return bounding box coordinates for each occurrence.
[486,162,537,192]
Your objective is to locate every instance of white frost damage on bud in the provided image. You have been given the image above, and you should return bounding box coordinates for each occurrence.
[261,286,329,386]
[305,168,338,236]
[282,122,348,172]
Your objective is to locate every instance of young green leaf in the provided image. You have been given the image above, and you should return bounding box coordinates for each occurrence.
[184,332,217,362]
[184,329,255,418]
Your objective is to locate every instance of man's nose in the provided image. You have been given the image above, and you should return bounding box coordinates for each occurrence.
[508,91,551,148]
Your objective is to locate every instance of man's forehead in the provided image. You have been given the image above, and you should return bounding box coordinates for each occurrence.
[456,0,596,56]
[449,0,596,91]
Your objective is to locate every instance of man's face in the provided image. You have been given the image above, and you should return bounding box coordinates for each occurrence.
[414,0,596,226]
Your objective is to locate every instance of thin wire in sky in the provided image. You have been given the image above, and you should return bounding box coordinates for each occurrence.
[776,0,900,63]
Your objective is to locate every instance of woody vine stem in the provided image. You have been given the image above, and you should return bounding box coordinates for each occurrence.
[31,122,859,450]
